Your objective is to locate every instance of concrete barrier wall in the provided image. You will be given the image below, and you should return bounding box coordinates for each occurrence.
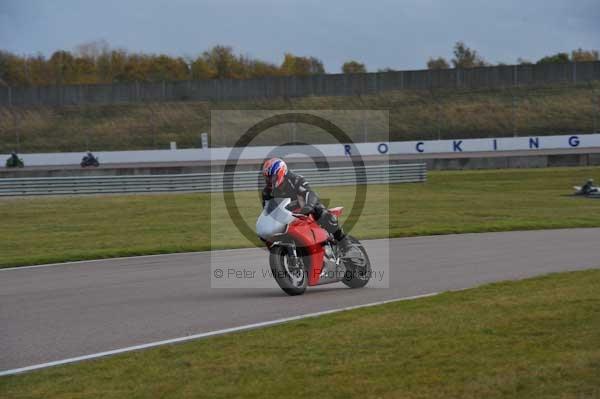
[2,133,600,168]
[1,152,599,178]
[2,62,599,107]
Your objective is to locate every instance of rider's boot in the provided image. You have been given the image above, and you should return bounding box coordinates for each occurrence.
[333,228,350,255]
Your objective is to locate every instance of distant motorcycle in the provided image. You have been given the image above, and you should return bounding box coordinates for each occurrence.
[573,185,599,196]
[573,179,599,196]
[256,198,371,296]
[5,153,24,168]
[81,153,100,168]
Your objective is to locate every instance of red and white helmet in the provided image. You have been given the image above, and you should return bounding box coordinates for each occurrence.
[262,158,287,188]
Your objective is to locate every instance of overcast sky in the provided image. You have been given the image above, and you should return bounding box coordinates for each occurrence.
[1,0,599,72]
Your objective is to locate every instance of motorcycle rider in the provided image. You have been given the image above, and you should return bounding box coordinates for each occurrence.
[261,158,348,250]
[81,150,100,166]
[7,151,22,167]
[581,178,597,195]
[10,151,20,164]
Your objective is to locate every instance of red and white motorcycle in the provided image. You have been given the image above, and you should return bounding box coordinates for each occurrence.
[256,198,371,296]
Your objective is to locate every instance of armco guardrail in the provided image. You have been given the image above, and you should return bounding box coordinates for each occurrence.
[0,164,426,196]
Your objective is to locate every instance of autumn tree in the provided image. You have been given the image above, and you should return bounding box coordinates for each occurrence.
[341,60,366,74]
[0,52,7,85]
[202,45,240,79]
[145,55,189,81]
[107,50,128,82]
[0,51,26,85]
[571,48,599,62]
[307,56,325,74]
[191,57,214,80]
[26,54,51,85]
[452,41,487,68]
[536,52,569,64]
[281,53,325,76]
[244,59,281,78]
[427,57,449,69]
[47,51,78,84]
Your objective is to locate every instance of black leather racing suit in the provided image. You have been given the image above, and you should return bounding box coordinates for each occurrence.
[261,171,345,241]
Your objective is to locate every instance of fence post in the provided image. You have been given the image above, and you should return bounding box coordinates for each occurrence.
[573,62,577,84]
[13,110,20,152]
[85,117,91,149]
[149,104,157,148]
[435,91,442,140]
[597,93,600,134]
[512,91,518,137]
[593,84,599,134]
[362,108,368,142]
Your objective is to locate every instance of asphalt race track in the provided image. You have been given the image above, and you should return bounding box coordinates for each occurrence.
[1,228,599,373]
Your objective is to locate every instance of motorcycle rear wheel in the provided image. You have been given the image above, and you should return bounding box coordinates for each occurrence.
[341,236,372,289]
[269,246,307,296]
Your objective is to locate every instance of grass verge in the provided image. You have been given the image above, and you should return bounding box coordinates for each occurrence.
[1,269,599,398]
[1,167,600,267]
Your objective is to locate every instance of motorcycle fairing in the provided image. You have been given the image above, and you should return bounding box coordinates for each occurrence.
[257,199,345,286]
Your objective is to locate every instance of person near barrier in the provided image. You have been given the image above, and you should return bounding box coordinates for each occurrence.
[6,151,24,168]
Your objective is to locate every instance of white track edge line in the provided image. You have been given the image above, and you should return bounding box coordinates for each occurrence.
[0,292,439,377]
[0,238,388,272]
[0,247,265,272]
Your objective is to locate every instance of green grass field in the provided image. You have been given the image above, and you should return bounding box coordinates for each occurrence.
[1,83,599,152]
[1,269,599,398]
[1,167,600,268]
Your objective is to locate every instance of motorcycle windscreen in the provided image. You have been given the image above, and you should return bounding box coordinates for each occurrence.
[256,198,295,239]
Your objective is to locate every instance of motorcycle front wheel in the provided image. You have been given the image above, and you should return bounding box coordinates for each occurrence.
[269,245,307,296]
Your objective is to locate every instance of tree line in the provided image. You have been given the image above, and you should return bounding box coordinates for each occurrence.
[0,40,597,87]
[0,41,328,87]
[427,41,599,69]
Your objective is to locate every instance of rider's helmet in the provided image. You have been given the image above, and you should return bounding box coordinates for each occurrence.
[588,178,594,184]
[262,158,287,188]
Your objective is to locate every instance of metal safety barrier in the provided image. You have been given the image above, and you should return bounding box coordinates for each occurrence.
[0,164,426,196]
